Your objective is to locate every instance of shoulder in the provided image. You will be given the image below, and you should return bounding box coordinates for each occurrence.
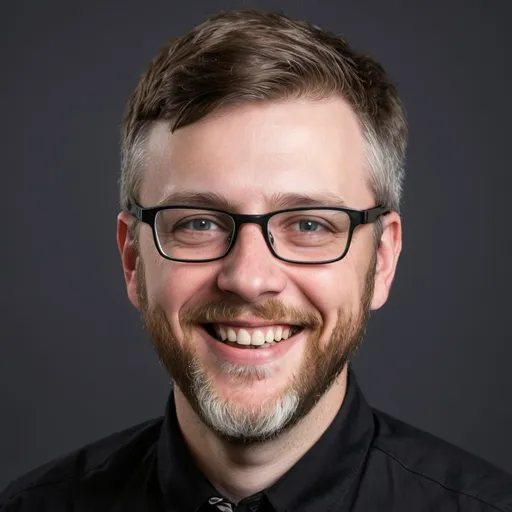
[0,417,163,510]
[371,408,512,510]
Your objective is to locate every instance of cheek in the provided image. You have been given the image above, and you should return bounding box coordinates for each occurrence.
[143,255,219,319]
[294,260,362,322]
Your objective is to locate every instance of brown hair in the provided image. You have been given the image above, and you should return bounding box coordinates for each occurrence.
[120,8,407,238]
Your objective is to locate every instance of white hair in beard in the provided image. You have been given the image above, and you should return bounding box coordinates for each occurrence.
[189,357,300,441]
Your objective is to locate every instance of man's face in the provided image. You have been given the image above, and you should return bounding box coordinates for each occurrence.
[119,97,399,444]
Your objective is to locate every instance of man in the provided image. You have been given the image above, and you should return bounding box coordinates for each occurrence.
[1,8,511,512]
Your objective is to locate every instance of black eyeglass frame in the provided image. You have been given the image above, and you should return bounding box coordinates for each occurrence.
[127,199,389,265]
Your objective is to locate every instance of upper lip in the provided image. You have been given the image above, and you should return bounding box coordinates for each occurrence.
[204,319,299,328]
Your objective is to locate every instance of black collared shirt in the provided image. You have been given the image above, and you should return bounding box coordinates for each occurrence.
[1,370,511,511]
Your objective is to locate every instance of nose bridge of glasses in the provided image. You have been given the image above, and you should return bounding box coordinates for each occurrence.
[230,213,272,245]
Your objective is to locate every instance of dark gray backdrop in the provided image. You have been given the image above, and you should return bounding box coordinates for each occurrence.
[2,0,511,490]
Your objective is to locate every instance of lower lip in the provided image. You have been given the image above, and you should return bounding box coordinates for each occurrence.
[203,328,303,365]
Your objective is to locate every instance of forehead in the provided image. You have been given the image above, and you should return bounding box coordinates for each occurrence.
[139,97,373,210]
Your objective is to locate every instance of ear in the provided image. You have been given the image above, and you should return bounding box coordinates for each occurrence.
[117,211,140,310]
[370,211,402,311]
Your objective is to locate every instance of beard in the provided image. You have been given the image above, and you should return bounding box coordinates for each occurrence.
[136,252,376,445]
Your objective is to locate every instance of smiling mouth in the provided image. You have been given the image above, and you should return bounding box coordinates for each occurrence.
[202,324,303,349]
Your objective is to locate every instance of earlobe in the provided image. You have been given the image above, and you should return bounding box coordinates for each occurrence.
[117,212,140,309]
[370,212,402,311]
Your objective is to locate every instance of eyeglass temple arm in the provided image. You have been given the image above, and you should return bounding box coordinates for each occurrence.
[364,207,390,223]
[126,199,145,221]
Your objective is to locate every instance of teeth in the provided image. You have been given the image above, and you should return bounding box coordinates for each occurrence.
[227,328,237,342]
[237,329,251,345]
[252,330,265,346]
[213,324,298,346]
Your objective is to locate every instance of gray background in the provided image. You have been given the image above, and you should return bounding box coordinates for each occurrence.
[2,0,511,490]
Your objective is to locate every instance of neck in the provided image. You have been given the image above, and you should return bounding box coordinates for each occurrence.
[174,367,348,504]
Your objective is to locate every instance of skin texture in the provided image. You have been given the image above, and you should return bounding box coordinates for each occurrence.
[117,97,402,503]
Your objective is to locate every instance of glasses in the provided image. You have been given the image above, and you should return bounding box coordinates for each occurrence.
[127,199,388,265]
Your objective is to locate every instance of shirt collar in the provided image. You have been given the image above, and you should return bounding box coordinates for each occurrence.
[158,367,374,512]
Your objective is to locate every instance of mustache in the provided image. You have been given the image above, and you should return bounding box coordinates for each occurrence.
[180,298,322,329]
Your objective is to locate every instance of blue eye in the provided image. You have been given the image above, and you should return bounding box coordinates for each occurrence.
[174,217,223,231]
[298,220,322,232]
[189,219,215,230]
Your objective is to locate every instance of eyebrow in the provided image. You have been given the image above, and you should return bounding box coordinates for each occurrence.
[270,192,348,209]
[153,191,239,210]
[153,190,348,211]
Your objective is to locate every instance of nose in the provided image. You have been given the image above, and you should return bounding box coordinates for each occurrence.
[216,224,287,302]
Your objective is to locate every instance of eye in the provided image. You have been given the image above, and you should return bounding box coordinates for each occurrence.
[177,218,221,231]
[295,219,324,232]
[189,219,218,230]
